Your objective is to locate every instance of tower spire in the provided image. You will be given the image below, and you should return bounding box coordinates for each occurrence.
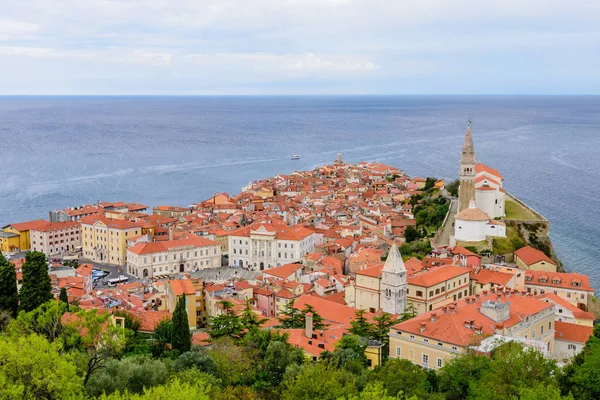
[461,120,475,164]
[458,120,476,212]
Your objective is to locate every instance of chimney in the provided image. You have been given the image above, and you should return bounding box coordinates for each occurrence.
[480,300,510,322]
[420,322,427,333]
[305,312,313,338]
[169,226,174,241]
[430,312,437,322]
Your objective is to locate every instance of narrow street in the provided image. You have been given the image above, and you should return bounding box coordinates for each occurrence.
[436,198,458,247]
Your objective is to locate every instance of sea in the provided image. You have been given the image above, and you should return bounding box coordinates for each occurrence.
[0,96,599,290]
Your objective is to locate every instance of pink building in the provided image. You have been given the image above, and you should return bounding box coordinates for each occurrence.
[254,287,276,317]
[31,221,81,256]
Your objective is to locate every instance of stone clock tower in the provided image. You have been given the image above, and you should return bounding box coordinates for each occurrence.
[458,120,476,212]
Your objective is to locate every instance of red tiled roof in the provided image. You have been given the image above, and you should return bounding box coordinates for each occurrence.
[356,263,384,278]
[5,219,48,232]
[128,236,219,255]
[392,291,553,347]
[471,268,514,286]
[408,265,469,287]
[536,293,595,320]
[263,263,303,280]
[31,221,80,232]
[128,310,171,332]
[80,214,144,230]
[293,294,374,326]
[554,321,593,344]
[514,246,556,267]
[475,163,504,180]
[525,270,593,292]
[168,279,196,296]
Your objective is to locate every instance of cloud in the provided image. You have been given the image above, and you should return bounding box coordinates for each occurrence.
[0,0,599,93]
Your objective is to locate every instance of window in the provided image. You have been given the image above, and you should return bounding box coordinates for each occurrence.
[410,335,415,339]
[437,358,443,368]
[422,354,429,366]
[568,344,577,351]
[416,290,423,297]
[452,346,458,351]
[541,326,544,334]
[396,347,401,356]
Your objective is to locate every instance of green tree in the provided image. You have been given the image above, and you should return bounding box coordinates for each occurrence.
[59,287,69,305]
[63,308,128,386]
[97,377,212,400]
[370,358,430,399]
[8,299,72,342]
[424,177,437,190]
[282,363,358,400]
[370,312,398,361]
[151,318,172,357]
[19,251,53,312]
[560,331,600,400]
[171,296,191,352]
[349,309,373,338]
[446,179,460,197]
[209,300,244,339]
[208,337,258,387]
[0,256,18,317]
[404,225,420,243]
[469,342,559,400]
[262,340,304,387]
[86,355,169,397]
[173,350,217,374]
[240,299,268,330]
[0,334,84,399]
[279,299,302,328]
[437,351,492,400]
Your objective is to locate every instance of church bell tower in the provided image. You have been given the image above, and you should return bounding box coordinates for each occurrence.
[458,120,476,212]
[380,243,407,315]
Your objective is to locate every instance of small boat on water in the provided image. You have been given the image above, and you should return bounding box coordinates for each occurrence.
[291,155,300,160]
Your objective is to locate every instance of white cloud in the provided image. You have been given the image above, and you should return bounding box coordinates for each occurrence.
[0,0,599,93]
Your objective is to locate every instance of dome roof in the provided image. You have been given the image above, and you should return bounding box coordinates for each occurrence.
[455,199,490,221]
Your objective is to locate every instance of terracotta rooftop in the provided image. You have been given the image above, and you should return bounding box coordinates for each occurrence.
[392,291,553,347]
[262,263,303,280]
[554,321,593,344]
[514,246,556,267]
[4,219,48,232]
[128,236,219,255]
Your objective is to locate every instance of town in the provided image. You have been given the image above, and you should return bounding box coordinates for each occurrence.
[0,124,597,399]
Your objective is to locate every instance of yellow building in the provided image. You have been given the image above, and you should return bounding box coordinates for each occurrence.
[80,214,144,265]
[389,289,555,369]
[0,232,21,254]
[2,219,47,252]
[166,279,198,329]
[345,263,471,316]
[514,246,557,272]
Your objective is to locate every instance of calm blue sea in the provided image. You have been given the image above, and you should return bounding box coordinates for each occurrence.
[0,96,599,289]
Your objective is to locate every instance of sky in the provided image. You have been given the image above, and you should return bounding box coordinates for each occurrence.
[1,0,599,95]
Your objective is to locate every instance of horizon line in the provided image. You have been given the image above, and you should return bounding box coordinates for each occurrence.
[1,93,600,97]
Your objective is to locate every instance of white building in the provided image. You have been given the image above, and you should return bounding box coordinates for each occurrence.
[454,200,506,242]
[30,221,81,256]
[475,163,505,219]
[553,321,594,362]
[228,223,318,271]
[127,236,221,279]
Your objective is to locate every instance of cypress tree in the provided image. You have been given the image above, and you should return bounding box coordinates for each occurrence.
[19,251,53,312]
[171,295,191,352]
[59,287,69,305]
[0,256,19,317]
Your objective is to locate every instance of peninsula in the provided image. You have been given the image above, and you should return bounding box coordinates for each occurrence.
[0,124,597,399]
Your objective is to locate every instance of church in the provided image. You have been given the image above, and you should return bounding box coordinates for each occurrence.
[454,121,507,242]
